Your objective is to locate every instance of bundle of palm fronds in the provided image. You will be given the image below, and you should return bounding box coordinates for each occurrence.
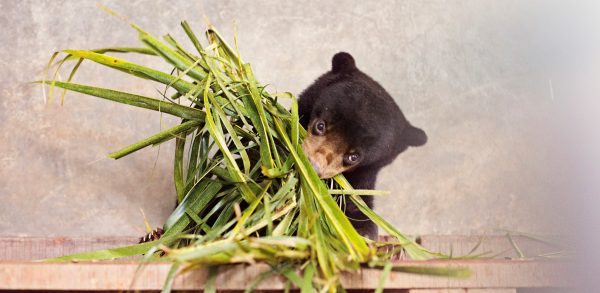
[40,15,467,292]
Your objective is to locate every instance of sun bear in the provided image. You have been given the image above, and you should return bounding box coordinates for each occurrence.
[299,52,427,239]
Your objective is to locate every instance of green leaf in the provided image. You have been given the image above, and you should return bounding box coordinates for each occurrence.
[62,50,197,95]
[333,175,438,260]
[134,24,207,82]
[161,262,181,293]
[42,239,170,262]
[301,263,316,293]
[243,269,277,293]
[92,47,156,55]
[206,27,242,64]
[328,189,390,196]
[60,57,84,104]
[391,265,471,278]
[208,94,250,175]
[174,125,187,203]
[186,130,203,185]
[229,181,271,238]
[169,240,237,262]
[204,266,218,293]
[375,262,392,293]
[181,21,204,56]
[290,93,300,147]
[37,81,205,121]
[202,75,243,180]
[109,120,201,159]
[163,180,223,236]
[241,64,276,170]
[281,266,303,287]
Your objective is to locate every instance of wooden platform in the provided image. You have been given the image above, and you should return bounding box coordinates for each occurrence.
[0,236,572,292]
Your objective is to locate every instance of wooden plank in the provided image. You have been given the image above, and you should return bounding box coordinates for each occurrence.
[408,288,517,293]
[468,288,517,293]
[416,235,563,259]
[0,236,571,290]
[0,237,139,261]
[0,235,561,261]
[0,260,570,290]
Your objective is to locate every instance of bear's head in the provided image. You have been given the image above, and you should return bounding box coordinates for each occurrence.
[299,52,427,179]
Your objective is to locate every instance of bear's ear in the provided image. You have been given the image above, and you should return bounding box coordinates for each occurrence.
[331,52,356,73]
[401,125,427,147]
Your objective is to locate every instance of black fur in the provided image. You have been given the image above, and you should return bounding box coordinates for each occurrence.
[298,52,427,239]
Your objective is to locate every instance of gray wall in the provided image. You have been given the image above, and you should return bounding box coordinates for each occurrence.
[1,0,595,237]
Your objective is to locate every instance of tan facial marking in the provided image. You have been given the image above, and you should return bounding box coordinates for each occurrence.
[301,129,352,179]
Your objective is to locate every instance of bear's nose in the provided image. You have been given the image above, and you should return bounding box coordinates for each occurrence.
[309,157,322,177]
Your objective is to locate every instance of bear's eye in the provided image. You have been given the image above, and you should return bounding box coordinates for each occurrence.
[313,120,326,135]
[344,152,361,166]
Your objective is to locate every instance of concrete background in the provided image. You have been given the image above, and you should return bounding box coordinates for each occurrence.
[1,0,597,237]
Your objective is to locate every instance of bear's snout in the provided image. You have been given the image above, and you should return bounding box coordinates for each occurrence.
[301,132,350,179]
[308,157,322,177]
